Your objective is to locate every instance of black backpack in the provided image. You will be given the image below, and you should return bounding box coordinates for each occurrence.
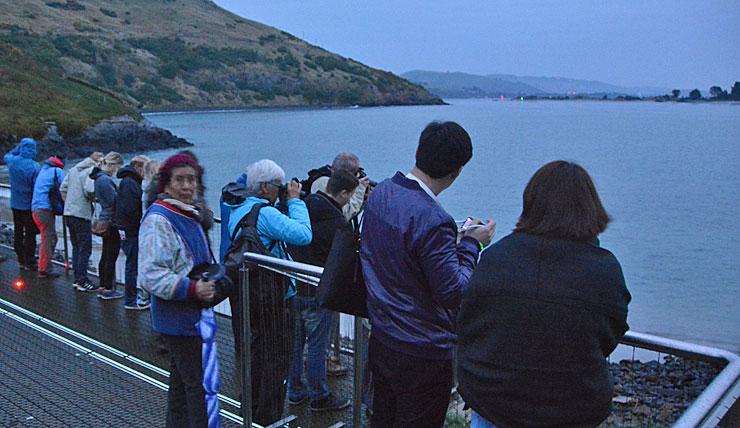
[300,164,332,194]
[223,202,271,283]
[49,169,64,216]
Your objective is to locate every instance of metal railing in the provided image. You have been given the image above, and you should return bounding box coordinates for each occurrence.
[241,251,740,428]
[2,182,738,426]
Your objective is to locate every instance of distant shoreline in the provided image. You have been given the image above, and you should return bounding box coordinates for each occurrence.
[141,101,449,116]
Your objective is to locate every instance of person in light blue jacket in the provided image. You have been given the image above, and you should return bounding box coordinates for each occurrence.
[32,156,65,278]
[225,158,311,425]
[4,137,40,269]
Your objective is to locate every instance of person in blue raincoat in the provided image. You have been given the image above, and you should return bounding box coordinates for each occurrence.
[4,137,40,269]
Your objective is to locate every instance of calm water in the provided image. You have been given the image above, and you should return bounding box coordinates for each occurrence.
[145,99,740,351]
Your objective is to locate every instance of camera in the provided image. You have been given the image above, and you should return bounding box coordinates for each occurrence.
[357,167,378,187]
[278,177,305,197]
[188,263,233,307]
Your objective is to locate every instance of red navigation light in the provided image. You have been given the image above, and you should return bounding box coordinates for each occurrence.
[12,279,25,290]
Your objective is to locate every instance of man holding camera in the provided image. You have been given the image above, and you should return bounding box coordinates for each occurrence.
[310,152,369,221]
[287,169,359,412]
[360,121,495,427]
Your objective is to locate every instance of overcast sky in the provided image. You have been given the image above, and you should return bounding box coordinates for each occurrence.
[214,1,739,90]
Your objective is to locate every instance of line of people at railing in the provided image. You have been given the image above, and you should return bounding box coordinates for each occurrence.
[4,139,161,309]
[4,119,632,428]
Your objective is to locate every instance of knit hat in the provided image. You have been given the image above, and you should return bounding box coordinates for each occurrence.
[156,153,201,194]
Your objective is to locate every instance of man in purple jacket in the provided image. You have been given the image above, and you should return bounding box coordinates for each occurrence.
[361,121,496,427]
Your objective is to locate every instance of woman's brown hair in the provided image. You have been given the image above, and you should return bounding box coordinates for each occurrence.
[515,160,610,242]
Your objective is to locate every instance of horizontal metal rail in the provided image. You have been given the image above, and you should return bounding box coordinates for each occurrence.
[242,251,740,428]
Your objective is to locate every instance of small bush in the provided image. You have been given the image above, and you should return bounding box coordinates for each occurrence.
[100,8,117,18]
[46,1,85,11]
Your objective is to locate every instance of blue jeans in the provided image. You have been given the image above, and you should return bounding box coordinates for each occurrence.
[471,411,498,428]
[287,295,333,402]
[65,216,91,283]
[120,234,138,305]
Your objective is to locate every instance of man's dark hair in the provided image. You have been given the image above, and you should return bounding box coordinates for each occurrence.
[326,169,359,196]
[515,160,610,242]
[415,121,472,178]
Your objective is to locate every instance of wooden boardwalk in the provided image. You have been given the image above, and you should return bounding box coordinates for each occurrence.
[0,246,355,427]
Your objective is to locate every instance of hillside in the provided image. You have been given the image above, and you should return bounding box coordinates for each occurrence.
[403,70,670,98]
[0,41,138,141]
[0,0,442,111]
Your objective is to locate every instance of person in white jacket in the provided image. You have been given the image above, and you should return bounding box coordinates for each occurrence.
[60,152,102,291]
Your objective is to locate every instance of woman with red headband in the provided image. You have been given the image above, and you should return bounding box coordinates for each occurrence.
[139,153,221,427]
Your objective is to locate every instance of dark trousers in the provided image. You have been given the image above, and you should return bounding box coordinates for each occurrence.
[99,228,120,290]
[65,216,92,283]
[161,334,207,428]
[369,336,453,428]
[120,235,138,305]
[12,209,37,267]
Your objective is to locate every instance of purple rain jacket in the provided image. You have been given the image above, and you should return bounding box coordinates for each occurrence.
[360,172,481,360]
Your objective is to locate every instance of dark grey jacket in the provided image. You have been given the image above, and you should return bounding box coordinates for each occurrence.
[90,167,117,222]
[457,232,631,428]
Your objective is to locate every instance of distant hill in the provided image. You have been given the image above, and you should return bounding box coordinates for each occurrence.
[402,71,544,98]
[0,0,441,114]
[403,70,669,98]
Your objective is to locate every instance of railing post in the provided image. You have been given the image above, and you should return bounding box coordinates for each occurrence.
[353,316,365,427]
[62,216,69,272]
[240,263,252,427]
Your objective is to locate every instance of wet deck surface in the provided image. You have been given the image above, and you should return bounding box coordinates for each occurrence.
[0,246,356,427]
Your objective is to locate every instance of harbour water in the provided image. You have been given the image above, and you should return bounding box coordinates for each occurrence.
[145,99,740,352]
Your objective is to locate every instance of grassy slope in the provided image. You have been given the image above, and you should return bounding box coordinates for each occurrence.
[0,0,442,110]
[0,42,138,143]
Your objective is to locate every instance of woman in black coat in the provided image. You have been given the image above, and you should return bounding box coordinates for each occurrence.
[457,160,631,428]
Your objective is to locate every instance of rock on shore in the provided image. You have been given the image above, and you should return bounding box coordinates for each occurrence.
[37,116,191,159]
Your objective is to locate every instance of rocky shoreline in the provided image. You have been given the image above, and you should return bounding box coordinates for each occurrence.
[2,116,191,161]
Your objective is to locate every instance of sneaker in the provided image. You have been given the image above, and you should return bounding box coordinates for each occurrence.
[287,395,307,406]
[327,359,348,377]
[98,289,124,300]
[124,302,151,311]
[37,270,60,279]
[75,279,100,292]
[309,393,350,412]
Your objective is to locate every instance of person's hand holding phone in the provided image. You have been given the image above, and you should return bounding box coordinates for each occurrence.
[464,218,496,247]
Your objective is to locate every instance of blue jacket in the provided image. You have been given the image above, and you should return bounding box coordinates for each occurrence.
[226,195,312,297]
[226,195,312,259]
[4,138,40,210]
[360,172,481,360]
[31,158,65,212]
[219,173,247,261]
[139,200,211,336]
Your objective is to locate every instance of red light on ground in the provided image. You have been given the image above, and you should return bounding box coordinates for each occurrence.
[12,279,25,290]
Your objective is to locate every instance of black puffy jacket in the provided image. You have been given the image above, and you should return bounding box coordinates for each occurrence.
[457,232,631,428]
[114,165,143,236]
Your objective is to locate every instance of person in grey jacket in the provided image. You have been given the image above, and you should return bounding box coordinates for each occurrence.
[60,152,103,291]
[90,152,124,299]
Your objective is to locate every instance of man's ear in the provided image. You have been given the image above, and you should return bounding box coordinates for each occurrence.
[448,166,463,181]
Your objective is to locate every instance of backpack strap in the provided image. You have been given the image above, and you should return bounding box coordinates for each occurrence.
[229,202,268,242]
